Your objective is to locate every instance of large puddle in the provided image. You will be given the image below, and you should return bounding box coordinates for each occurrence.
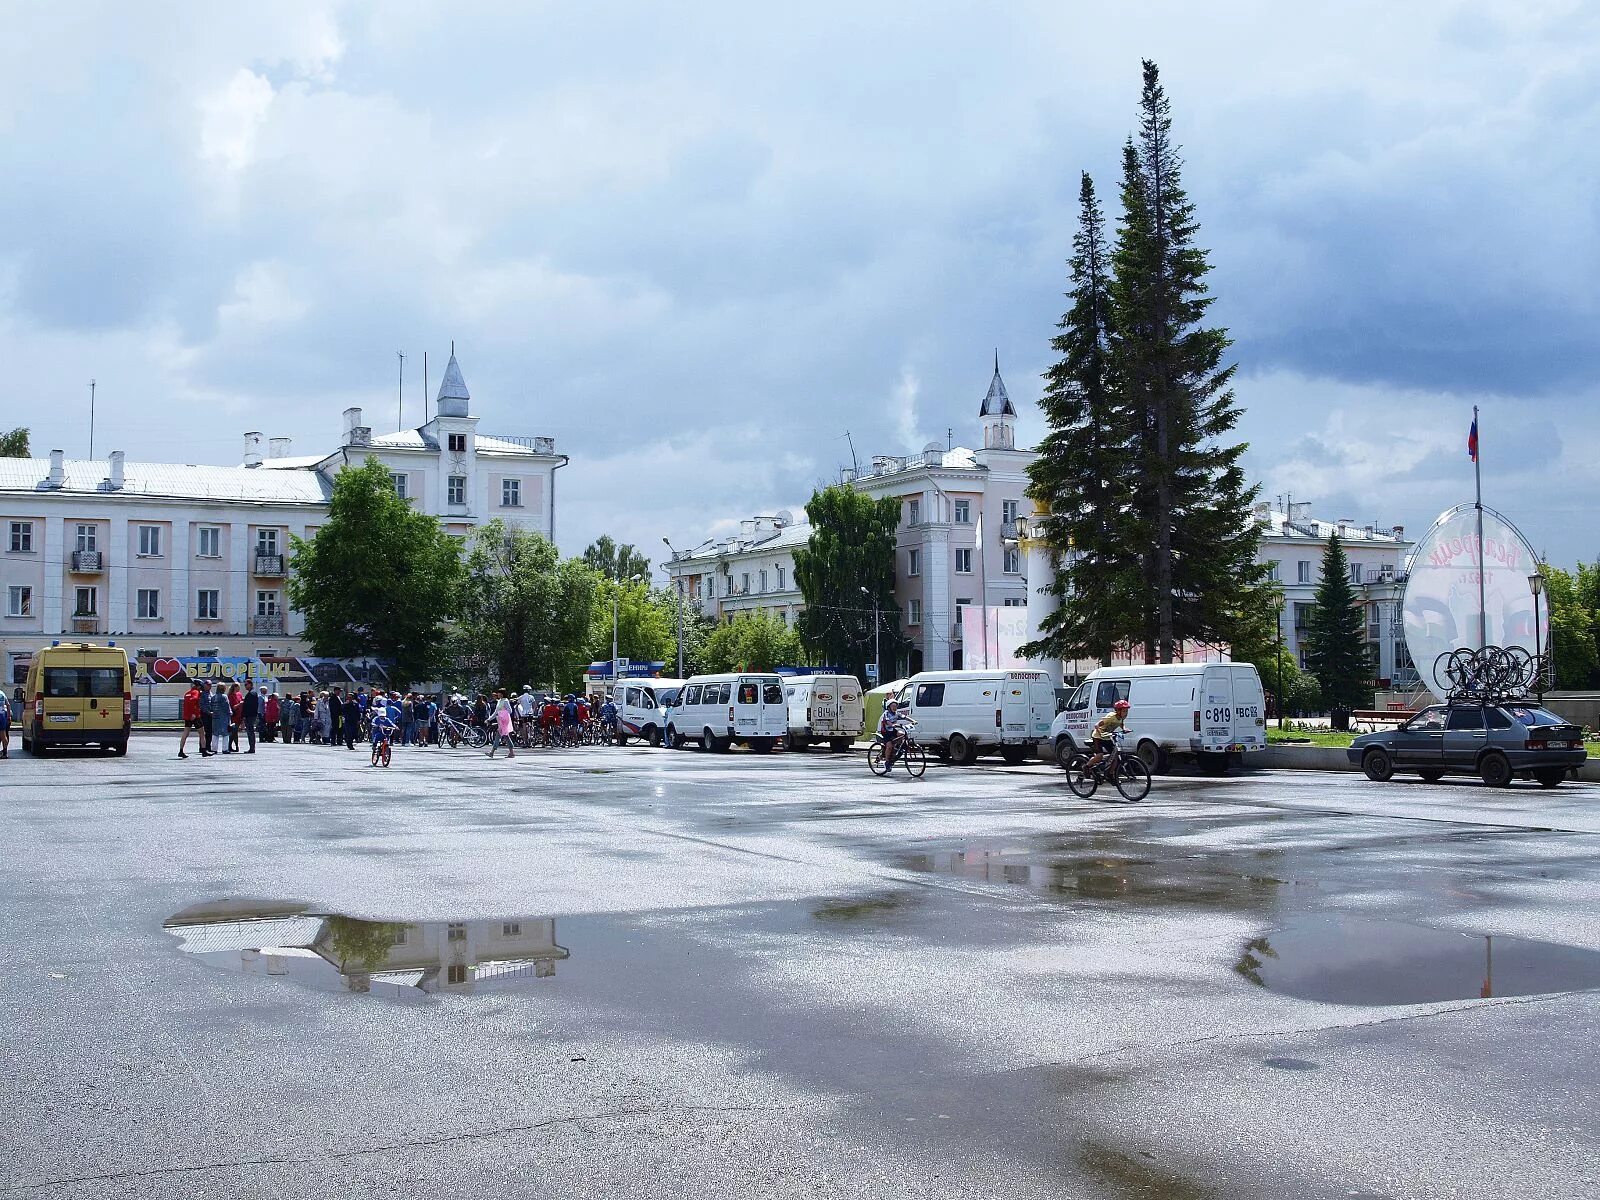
[1235,913,1600,1005]
[164,900,567,1003]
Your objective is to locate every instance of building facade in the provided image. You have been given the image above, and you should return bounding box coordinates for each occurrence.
[0,354,564,685]
[664,360,1038,675]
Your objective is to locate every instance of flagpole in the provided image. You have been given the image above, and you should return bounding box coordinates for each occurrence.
[1474,404,1486,650]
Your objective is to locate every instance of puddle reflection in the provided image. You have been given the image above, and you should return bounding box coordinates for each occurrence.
[164,900,568,1002]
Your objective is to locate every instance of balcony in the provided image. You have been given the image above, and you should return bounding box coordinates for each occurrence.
[70,616,101,635]
[1000,520,1021,540]
[254,553,286,577]
[250,613,287,636]
[70,550,103,573]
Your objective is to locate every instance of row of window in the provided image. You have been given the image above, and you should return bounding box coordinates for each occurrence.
[905,546,1020,576]
[6,585,280,620]
[1267,560,1395,585]
[903,498,1021,527]
[902,596,1027,626]
[724,566,788,595]
[392,474,523,508]
[7,521,286,558]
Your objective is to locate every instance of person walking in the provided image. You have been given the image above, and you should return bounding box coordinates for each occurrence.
[317,692,332,744]
[209,683,232,753]
[178,681,203,759]
[241,681,260,754]
[0,687,10,758]
[196,681,215,756]
[343,690,360,750]
[264,691,280,743]
[487,692,515,758]
[226,683,243,752]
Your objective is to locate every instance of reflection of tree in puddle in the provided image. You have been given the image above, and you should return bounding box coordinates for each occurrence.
[811,891,922,924]
[320,915,408,973]
[1232,936,1277,987]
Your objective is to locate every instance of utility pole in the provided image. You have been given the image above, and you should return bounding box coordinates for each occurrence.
[88,379,96,460]
[423,351,429,423]
[860,585,880,681]
[1276,598,1286,729]
[397,352,405,431]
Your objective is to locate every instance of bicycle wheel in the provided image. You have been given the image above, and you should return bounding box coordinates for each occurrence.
[370,744,380,766]
[380,741,392,768]
[1113,754,1150,801]
[867,741,890,776]
[1065,753,1098,798]
[902,742,927,778]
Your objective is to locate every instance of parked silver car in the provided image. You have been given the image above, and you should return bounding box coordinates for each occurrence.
[1347,702,1586,787]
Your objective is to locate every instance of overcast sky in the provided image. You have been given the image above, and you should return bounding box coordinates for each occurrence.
[3,1,1596,568]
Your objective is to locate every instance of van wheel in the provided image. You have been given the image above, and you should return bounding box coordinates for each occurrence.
[1053,735,1074,767]
[615,728,629,746]
[1136,740,1170,774]
[109,738,128,757]
[999,745,1026,766]
[644,726,661,748]
[750,738,773,754]
[948,733,977,765]
[829,739,851,753]
[1479,753,1512,788]
[1198,751,1229,776]
[790,735,808,751]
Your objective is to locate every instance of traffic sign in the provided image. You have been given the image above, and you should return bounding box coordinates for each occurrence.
[865,663,879,683]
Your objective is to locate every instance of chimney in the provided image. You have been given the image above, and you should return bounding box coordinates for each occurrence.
[47,449,64,488]
[268,437,292,459]
[1393,524,1405,540]
[243,432,264,468]
[349,424,371,448]
[343,407,363,443]
[109,450,124,490]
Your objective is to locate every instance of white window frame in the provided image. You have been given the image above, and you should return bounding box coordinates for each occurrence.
[391,473,408,500]
[907,548,921,577]
[9,521,34,553]
[1003,596,1026,607]
[74,586,98,616]
[759,569,768,594]
[8,585,32,617]
[956,548,973,573]
[1298,560,1314,584]
[955,597,971,624]
[1002,499,1019,524]
[501,478,522,507]
[1003,547,1020,574]
[907,498,921,526]
[1349,562,1364,584]
[447,475,467,506]
[256,590,280,616]
[196,589,220,621]
[953,499,971,524]
[1265,561,1279,582]
[256,529,279,555]
[137,525,163,557]
[136,589,161,620]
[907,598,922,625]
[776,565,786,591]
[197,526,221,558]
[75,524,98,553]
[448,433,467,453]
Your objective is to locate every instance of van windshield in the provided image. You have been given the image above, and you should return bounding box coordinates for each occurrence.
[45,667,125,698]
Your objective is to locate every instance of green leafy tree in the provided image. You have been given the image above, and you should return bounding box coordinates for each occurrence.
[0,428,28,458]
[794,484,904,679]
[582,535,651,581]
[1242,643,1321,719]
[1542,564,1599,690]
[1021,172,1140,664]
[662,590,719,677]
[1109,61,1267,662]
[588,578,676,668]
[703,611,803,672]
[321,916,406,973]
[287,457,465,683]
[452,520,598,692]
[1302,535,1371,710]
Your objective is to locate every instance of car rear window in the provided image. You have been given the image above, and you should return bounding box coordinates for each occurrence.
[1505,706,1567,726]
[45,667,125,698]
[763,682,784,704]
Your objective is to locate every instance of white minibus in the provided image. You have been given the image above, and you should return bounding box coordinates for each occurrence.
[1049,662,1267,773]
[784,675,865,752]
[899,669,1057,764]
[667,672,788,753]
[614,678,685,747]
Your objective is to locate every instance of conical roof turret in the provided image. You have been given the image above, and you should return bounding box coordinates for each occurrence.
[979,350,1015,417]
[437,353,470,417]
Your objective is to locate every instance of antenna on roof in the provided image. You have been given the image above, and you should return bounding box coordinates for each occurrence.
[396,351,405,432]
[88,379,96,460]
[423,351,429,424]
[843,430,860,478]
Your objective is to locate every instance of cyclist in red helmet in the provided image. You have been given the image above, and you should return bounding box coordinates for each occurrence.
[1084,698,1131,776]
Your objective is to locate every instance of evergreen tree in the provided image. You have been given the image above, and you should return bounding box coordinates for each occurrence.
[1020,172,1140,663]
[1109,61,1267,662]
[1542,564,1600,690]
[1302,535,1371,710]
[287,457,465,682]
[793,484,904,680]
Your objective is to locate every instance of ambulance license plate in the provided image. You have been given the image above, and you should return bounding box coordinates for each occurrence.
[48,714,77,723]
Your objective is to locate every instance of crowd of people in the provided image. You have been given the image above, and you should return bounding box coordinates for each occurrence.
[173,679,621,763]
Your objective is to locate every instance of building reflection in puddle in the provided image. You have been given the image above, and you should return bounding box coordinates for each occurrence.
[163,900,568,1002]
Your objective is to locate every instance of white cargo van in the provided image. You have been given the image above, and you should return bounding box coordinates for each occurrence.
[1049,662,1266,773]
[899,669,1057,765]
[667,672,788,752]
[614,678,685,747]
[784,675,865,751]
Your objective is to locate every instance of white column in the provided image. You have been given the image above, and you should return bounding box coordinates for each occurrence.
[229,521,250,636]
[41,517,64,634]
[924,539,951,670]
[1021,531,1062,685]
[170,520,190,636]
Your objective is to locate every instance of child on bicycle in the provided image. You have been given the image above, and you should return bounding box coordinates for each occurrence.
[878,700,911,766]
[1084,699,1131,775]
[369,704,397,765]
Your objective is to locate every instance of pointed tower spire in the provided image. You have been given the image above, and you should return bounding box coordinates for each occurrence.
[436,350,470,417]
[980,353,1016,449]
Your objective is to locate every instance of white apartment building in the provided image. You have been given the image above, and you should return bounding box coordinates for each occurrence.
[665,359,1036,674]
[1256,502,1417,688]
[0,354,565,685]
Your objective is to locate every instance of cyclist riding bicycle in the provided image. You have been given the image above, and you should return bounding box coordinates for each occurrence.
[369,705,397,764]
[878,700,912,766]
[599,695,619,736]
[1084,700,1131,775]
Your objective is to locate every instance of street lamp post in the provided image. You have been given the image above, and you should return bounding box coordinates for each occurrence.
[663,538,685,679]
[860,585,880,682]
[612,572,643,691]
[1528,569,1546,702]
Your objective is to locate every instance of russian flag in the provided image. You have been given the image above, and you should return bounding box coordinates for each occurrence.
[1467,416,1478,463]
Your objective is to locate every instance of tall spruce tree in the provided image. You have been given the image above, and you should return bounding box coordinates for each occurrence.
[1021,172,1140,663]
[1110,61,1267,662]
[1302,535,1371,710]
